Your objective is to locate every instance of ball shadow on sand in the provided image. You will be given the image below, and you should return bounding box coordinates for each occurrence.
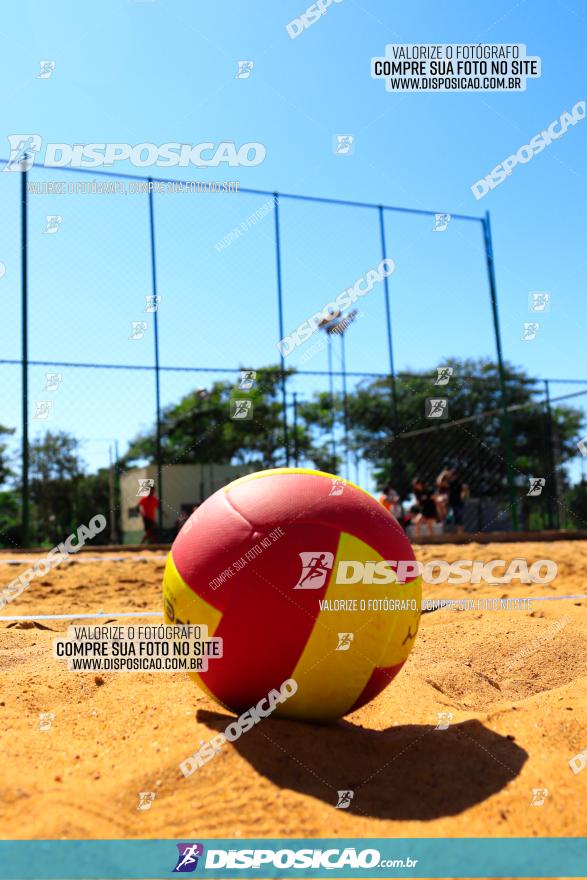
[196,711,528,820]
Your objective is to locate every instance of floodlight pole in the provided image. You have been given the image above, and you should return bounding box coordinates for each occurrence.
[148,179,163,536]
[21,158,29,547]
[327,337,336,472]
[483,211,519,530]
[273,193,290,465]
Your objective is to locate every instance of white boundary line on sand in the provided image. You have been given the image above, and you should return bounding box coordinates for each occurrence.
[0,612,164,621]
[0,595,584,622]
[0,555,168,565]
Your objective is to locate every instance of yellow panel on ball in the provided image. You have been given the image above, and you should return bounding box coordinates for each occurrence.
[279,532,422,721]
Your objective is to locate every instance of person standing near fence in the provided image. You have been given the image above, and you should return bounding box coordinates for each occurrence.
[435,468,452,523]
[139,488,160,544]
[447,467,467,534]
[411,478,437,538]
[379,486,403,524]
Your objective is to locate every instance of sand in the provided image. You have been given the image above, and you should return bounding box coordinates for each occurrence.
[0,541,586,842]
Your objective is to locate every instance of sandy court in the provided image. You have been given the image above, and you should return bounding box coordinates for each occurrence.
[0,541,586,843]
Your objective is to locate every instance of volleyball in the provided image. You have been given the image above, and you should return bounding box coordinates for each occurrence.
[163,467,422,722]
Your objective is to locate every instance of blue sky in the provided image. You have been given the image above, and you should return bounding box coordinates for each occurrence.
[0,0,585,484]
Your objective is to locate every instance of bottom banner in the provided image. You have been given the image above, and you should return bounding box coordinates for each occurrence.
[0,838,585,879]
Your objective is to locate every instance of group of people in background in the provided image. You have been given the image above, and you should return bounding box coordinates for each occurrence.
[140,469,468,546]
[379,467,468,537]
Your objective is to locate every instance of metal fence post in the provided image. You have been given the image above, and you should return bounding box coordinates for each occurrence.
[148,179,163,536]
[273,193,290,465]
[483,211,519,530]
[21,159,29,547]
[340,331,350,480]
[292,391,299,467]
[544,379,561,528]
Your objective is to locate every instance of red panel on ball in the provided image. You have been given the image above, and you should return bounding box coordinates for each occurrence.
[171,489,255,611]
[227,471,417,582]
[198,519,341,711]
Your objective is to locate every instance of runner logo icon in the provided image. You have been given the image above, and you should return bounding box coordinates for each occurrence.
[293,552,334,589]
[173,843,204,873]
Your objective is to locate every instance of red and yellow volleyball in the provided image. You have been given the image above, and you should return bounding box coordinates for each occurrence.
[163,467,421,722]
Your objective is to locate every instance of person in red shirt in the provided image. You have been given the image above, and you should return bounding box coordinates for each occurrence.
[138,489,159,544]
[378,486,403,523]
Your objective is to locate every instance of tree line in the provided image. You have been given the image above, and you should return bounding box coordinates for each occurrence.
[0,358,585,545]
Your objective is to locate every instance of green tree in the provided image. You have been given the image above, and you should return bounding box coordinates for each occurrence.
[0,490,20,547]
[300,358,584,503]
[564,479,587,529]
[0,425,20,546]
[0,424,15,487]
[123,366,314,469]
[26,431,113,545]
[29,431,86,543]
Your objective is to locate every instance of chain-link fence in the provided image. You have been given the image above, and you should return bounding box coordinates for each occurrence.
[1,160,586,546]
